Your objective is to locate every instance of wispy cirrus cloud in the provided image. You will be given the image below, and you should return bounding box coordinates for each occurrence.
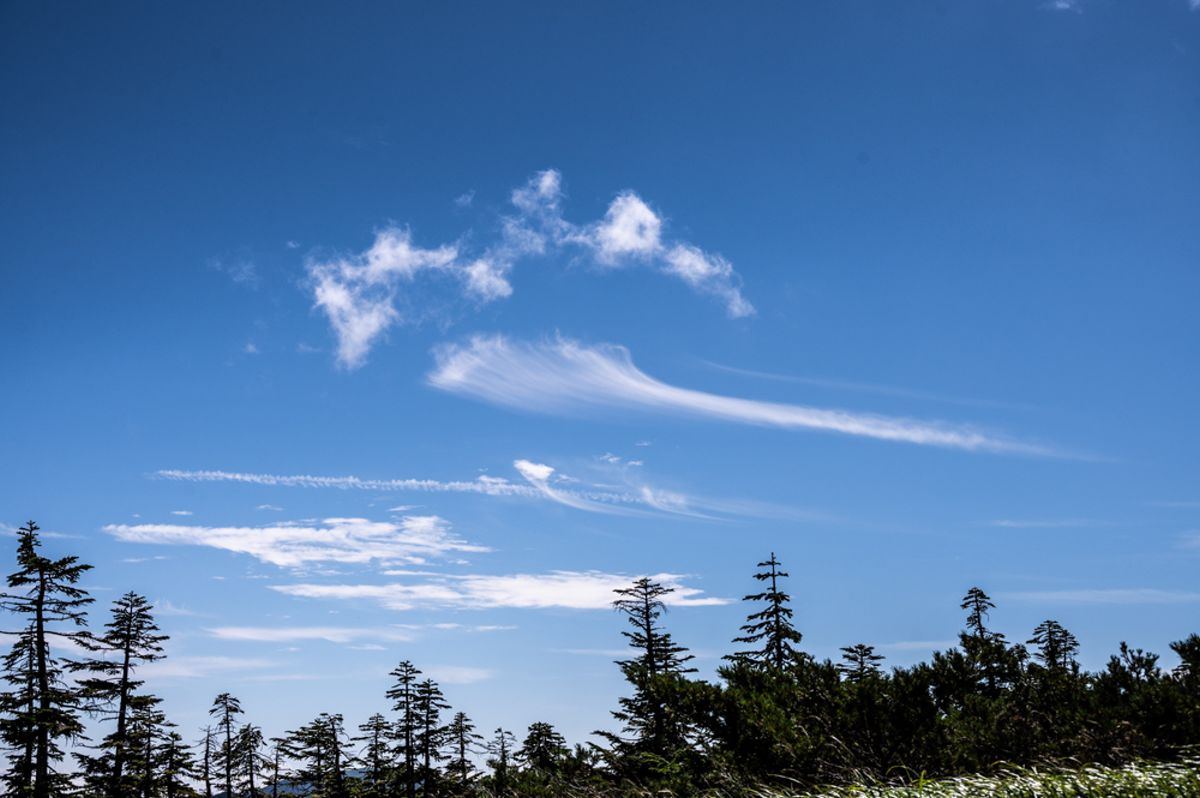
[988,518,1111,529]
[428,336,1058,455]
[273,570,728,611]
[142,655,275,681]
[1004,589,1200,605]
[207,626,417,644]
[103,516,488,569]
[308,169,752,368]
[152,463,777,520]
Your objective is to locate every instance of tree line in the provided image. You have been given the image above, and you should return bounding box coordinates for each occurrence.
[1,522,1198,796]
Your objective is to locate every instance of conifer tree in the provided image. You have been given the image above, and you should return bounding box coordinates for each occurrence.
[156,729,200,798]
[352,714,391,798]
[414,679,449,795]
[198,726,214,798]
[1027,620,1080,671]
[75,591,167,797]
[443,712,482,793]
[602,577,697,761]
[838,644,884,682]
[265,736,288,798]
[729,553,803,670]
[516,722,567,773]
[208,693,243,798]
[485,728,516,798]
[960,587,996,639]
[235,723,265,797]
[385,660,422,798]
[0,520,96,798]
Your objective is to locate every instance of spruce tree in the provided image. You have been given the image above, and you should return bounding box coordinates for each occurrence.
[516,722,567,773]
[485,728,516,798]
[75,591,167,797]
[385,660,422,798]
[960,587,996,639]
[838,644,884,682]
[234,723,265,797]
[443,712,482,793]
[414,679,448,795]
[208,693,243,798]
[352,714,391,798]
[1027,620,1080,671]
[729,553,803,670]
[0,520,96,798]
[602,577,696,761]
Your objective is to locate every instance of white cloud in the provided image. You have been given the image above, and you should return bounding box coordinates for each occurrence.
[462,258,513,301]
[104,515,488,569]
[153,466,727,519]
[142,656,274,680]
[1005,589,1200,605]
[170,510,193,516]
[454,190,475,208]
[256,504,284,512]
[989,518,1108,529]
[308,170,753,368]
[428,336,1056,455]
[273,570,728,611]
[591,193,663,261]
[207,626,415,644]
[307,227,460,368]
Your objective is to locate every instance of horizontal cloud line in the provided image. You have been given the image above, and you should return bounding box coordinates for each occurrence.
[1003,589,1200,605]
[273,570,729,611]
[429,336,1061,456]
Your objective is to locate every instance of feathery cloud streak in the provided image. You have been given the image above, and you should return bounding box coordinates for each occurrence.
[308,169,752,368]
[428,336,1055,455]
[153,465,747,519]
[273,571,728,611]
[1004,589,1200,605]
[104,516,487,569]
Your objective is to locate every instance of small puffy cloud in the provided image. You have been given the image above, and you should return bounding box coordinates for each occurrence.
[591,193,662,261]
[170,510,193,517]
[307,170,754,368]
[462,259,513,301]
[663,244,754,317]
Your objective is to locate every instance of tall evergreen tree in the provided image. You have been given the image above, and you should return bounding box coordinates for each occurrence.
[198,726,214,798]
[1027,620,1080,671]
[414,679,448,795]
[235,723,265,797]
[485,728,516,798]
[352,714,391,798]
[516,722,567,773]
[443,712,482,794]
[602,577,697,763]
[960,587,996,639]
[208,693,243,798]
[838,644,884,682]
[729,553,803,670]
[0,520,96,798]
[385,660,422,798]
[156,729,200,798]
[75,591,167,797]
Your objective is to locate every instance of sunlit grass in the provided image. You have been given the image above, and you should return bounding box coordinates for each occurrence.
[780,758,1200,798]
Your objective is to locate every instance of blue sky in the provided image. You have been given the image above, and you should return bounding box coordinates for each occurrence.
[2,1,1199,746]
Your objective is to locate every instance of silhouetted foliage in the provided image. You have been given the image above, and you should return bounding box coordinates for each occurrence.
[1,529,1198,796]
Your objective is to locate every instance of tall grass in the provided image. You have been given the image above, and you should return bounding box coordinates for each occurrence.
[781,758,1200,798]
